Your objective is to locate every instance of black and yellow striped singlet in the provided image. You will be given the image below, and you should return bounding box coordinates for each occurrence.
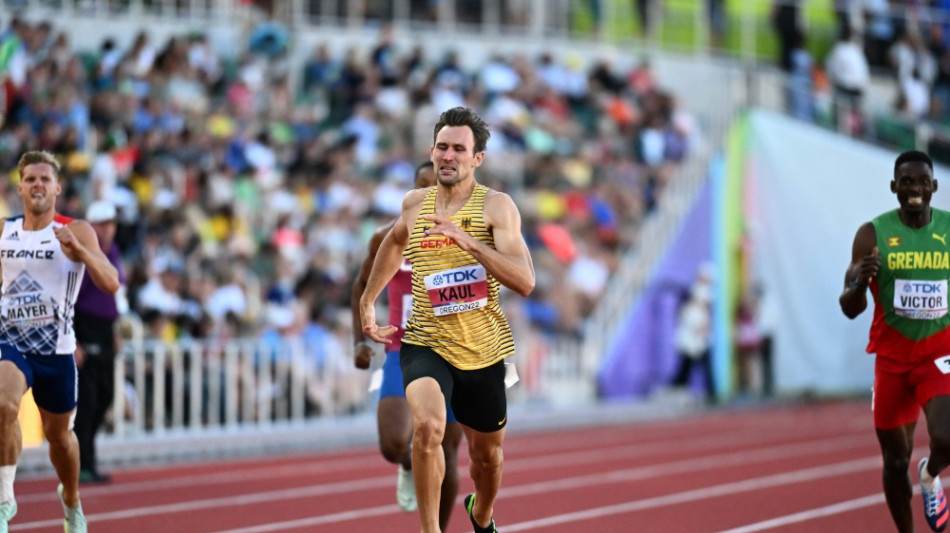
[402,184,515,370]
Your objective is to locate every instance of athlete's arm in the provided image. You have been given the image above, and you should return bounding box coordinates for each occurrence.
[360,190,424,344]
[57,220,120,294]
[350,220,395,368]
[839,221,880,319]
[423,190,535,297]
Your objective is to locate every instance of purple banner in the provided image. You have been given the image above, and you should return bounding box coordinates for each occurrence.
[597,178,713,400]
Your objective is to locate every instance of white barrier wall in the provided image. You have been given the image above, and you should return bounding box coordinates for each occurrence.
[747,110,948,395]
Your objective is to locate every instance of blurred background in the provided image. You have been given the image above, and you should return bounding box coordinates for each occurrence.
[0,0,936,471]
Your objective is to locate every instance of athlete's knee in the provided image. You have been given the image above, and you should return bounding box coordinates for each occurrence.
[468,440,503,473]
[379,438,410,464]
[0,397,20,428]
[412,417,445,450]
[881,449,912,476]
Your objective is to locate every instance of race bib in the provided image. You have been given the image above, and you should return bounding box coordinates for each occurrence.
[424,265,489,317]
[893,279,948,320]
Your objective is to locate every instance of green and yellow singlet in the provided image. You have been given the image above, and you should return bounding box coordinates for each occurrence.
[402,184,515,370]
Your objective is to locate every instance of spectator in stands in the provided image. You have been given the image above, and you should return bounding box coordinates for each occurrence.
[772,0,804,72]
[786,29,815,121]
[0,20,697,434]
[826,26,871,135]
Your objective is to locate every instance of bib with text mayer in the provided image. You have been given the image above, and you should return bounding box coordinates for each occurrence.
[423,264,489,317]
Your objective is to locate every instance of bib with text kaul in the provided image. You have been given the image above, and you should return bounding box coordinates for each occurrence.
[894,278,948,320]
[424,265,489,317]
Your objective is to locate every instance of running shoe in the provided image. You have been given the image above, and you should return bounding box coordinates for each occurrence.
[57,483,87,533]
[396,465,417,512]
[0,500,16,533]
[920,457,949,532]
[464,492,498,533]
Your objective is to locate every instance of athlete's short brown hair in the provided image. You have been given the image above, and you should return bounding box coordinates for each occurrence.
[17,150,61,180]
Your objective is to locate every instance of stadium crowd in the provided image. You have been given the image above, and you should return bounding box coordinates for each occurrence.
[778,0,950,154]
[0,15,696,393]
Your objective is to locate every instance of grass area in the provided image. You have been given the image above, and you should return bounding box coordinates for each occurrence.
[572,0,840,64]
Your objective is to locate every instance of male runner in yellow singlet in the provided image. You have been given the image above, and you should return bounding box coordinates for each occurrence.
[360,107,535,533]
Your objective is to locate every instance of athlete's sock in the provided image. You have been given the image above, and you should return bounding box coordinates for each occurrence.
[0,465,16,504]
[922,458,939,492]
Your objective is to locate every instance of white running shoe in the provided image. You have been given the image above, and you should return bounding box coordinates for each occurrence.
[396,465,418,512]
[0,500,16,533]
[57,484,87,533]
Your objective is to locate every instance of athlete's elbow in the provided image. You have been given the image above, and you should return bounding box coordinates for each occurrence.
[516,277,535,298]
[102,278,120,295]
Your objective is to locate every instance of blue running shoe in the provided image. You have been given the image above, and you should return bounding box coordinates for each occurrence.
[464,492,498,533]
[920,458,949,532]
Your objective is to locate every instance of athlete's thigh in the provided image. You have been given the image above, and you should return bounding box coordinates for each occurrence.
[29,354,77,415]
[874,362,920,430]
[451,360,506,433]
[461,424,505,463]
[0,343,31,405]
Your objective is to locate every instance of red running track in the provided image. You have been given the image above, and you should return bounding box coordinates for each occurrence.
[5,398,933,532]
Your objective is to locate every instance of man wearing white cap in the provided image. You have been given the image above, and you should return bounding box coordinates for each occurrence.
[74,199,125,484]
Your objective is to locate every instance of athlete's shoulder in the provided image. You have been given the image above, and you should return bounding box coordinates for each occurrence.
[404,186,433,205]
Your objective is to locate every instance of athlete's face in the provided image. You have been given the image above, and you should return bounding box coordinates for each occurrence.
[892,160,937,214]
[430,126,484,187]
[18,162,61,216]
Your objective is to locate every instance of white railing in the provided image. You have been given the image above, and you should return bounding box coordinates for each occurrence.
[105,312,587,442]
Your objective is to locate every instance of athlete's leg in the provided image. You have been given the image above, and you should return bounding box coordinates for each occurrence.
[877,424,917,533]
[923,395,950,477]
[0,361,27,468]
[0,360,27,511]
[401,345,452,533]
[462,425,505,529]
[378,352,413,469]
[405,377,446,533]
[39,407,80,507]
[874,359,922,533]
[439,421,462,531]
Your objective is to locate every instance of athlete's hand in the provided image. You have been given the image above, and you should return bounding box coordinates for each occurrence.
[361,306,397,345]
[855,246,881,288]
[363,323,398,345]
[423,215,465,245]
[353,341,375,369]
[54,225,84,258]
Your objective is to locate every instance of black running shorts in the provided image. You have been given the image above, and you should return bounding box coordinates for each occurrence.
[400,343,507,433]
